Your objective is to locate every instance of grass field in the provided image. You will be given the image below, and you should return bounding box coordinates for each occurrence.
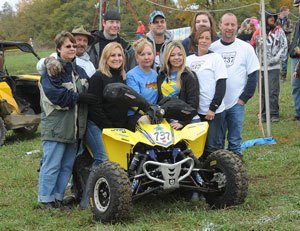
[0,49,299,231]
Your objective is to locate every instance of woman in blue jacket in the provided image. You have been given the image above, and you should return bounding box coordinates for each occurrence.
[38,31,95,210]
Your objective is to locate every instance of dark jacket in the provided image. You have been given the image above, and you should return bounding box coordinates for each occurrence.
[276,16,293,45]
[157,68,199,125]
[39,58,89,143]
[289,18,300,58]
[87,69,128,129]
[88,30,136,71]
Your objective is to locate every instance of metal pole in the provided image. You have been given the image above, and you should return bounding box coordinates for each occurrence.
[261,0,272,137]
[118,0,120,13]
[99,0,103,31]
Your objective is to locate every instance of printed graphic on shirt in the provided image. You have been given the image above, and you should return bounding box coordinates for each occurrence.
[146,81,157,90]
[154,51,160,72]
[221,51,236,68]
[189,60,205,71]
[161,73,179,97]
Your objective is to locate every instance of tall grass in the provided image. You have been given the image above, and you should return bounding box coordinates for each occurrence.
[0,49,299,231]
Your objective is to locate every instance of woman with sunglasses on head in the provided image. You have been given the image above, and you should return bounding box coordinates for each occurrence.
[182,11,218,56]
[38,31,95,210]
[157,41,199,130]
[126,38,158,130]
[186,26,227,156]
[86,42,128,166]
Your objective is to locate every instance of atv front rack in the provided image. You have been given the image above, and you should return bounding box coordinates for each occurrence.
[142,157,194,189]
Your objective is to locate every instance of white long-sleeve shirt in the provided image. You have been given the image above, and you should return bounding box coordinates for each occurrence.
[36,52,96,77]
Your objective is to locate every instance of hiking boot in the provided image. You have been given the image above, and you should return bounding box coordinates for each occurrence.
[293,116,300,121]
[271,116,279,122]
[35,202,57,211]
[53,199,73,211]
[190,192,200,202]
[62,195,77,206]
[281,73,286,82]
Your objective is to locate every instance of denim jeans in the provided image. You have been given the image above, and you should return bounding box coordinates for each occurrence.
[221,103,245,155]
[38,141,77,202]
[261,69,280,118]
[85,120,108,165]
[291,58,300,117]
[200,111,225,154]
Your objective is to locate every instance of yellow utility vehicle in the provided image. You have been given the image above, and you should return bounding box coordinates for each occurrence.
[72,83,249,223]
[0,41,41,145]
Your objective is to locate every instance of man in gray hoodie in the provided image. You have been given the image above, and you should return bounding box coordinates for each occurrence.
[146,10,173,73]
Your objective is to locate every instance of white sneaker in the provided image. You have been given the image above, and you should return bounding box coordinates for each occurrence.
[190,192,200,202]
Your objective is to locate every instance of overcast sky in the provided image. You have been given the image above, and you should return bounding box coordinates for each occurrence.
[0,0,20,10]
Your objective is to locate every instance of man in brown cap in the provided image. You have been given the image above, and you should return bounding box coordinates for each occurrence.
[37,26,96,77]
[88,10,136,71]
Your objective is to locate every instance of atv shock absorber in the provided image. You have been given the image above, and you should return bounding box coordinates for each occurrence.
[130,153,149,193]
[128,152,141,176]
[136,153,149,175]
[182,149,201,167]
[180,149,204,186]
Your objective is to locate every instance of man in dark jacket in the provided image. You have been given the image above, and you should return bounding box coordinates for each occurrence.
[290,1,300,121]
[88,10,136,71]
[276,5,293,81]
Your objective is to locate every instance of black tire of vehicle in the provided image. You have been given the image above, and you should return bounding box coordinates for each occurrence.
[202,150,248,209]
[14,108,38,134]
[88,161,132,223]
[0,117,7,145]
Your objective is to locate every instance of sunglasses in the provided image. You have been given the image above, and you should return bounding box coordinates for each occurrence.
[65,44,77,49]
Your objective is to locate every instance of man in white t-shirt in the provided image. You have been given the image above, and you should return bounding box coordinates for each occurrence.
[210,13,260,158]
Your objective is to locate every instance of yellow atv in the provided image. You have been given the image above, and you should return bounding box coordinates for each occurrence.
[72,83,248,223]
[0,41,41,145]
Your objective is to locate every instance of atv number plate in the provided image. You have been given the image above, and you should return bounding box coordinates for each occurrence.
[152,131,172,146]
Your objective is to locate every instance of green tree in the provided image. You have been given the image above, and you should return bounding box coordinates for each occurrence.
[0,2,17,40]
[1,2,14,14]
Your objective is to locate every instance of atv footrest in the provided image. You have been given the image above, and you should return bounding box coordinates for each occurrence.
[4,113,40,129]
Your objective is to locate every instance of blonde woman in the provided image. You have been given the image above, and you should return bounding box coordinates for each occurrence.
[86,42,127,165]
[126,38,158,130]
[157,41,199,129]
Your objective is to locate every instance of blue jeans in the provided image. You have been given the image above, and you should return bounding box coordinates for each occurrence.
[291,58,300,117]
[85,120,108,165]
[221,103,245,155]
[200,111,225,154]
[38,141,77,202]
[261,69,280,118]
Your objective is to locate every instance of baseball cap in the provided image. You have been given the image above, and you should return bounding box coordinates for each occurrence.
[149,10,166,24]
[103,10,121,21]
[71,25,94,45]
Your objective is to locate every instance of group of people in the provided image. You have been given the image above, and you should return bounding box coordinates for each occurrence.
[37,4,300,210]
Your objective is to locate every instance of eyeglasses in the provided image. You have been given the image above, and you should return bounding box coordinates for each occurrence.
[65,44,77,49]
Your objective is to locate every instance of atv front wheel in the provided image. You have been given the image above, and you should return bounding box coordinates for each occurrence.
[0,117,6,145]
[14,108,38,134]
[202,150,248,208]
[88,161,131,223]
